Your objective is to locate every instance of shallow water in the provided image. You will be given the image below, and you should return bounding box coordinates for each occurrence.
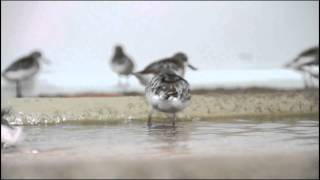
[3,116,319,155]
[2,116,319,178]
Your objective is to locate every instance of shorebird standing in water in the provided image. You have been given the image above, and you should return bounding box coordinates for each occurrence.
[285,46,319,88]
[110,45,135,87]
[1,109,23,149]
[133,52,197,86]
[145,70,191,128]
[2,51,50,98]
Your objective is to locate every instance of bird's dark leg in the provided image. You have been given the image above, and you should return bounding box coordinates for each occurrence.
[125,76,129,87]
[118,74,122,87]
[16,80,22,98]
[302,72,310,89]
[308,73,315,89]
[148,109,154,128]
[172,113,176,127]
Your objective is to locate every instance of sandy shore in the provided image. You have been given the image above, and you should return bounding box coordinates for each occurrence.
[1,89,318,125]
[1,89,318,179]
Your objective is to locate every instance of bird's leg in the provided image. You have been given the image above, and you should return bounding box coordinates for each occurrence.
[16,80,22,98]
[308,73,315,90]
[303,72,311,89]
[122,76,129,89]
[125,76,129,87]
[148,109,154,128]
[172,113,176,127]
[118,74,122,87]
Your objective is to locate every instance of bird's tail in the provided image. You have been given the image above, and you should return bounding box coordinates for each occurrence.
[131,72,142,81]
[283,56,301,69]
[131,72,148,86]
[283,58,295,68]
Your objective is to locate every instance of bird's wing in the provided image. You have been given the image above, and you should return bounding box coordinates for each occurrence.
[141,58,173,73]
[4,57,35,72]
[298,47,319,58]
[286,47,319,68]
[291,47,319,64]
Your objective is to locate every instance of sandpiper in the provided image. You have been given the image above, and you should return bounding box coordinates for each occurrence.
[1,109,23,149]
[110,45,135,86]
[285,46,319,88]
[145,70,191,127]
[134,52,197,86]
[2,51,49,97]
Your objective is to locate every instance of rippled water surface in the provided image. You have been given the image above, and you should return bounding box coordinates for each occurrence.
[3,116,318,155]
[2,116,319,179]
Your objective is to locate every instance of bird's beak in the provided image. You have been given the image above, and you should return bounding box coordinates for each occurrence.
[41,58,51,65]
[188,63,198,70]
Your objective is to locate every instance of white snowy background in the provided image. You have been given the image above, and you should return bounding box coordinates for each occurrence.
[1,1,319,98]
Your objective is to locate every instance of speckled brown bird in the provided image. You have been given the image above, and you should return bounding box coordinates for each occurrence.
[145,70,191,127]
[133,52,197,86]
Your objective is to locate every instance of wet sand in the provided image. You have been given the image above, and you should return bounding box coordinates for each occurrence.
[2,151,318,179]
[1,89,319,179]
[1,89,318,125]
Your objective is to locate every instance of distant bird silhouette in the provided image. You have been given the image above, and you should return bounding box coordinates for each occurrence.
[133,52,197,86]
[285,46,319,88]
[110,45,135,86]
[2,51,49,97]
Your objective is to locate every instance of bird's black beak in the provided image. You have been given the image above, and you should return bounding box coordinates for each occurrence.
[41,58,51,65]
[188,63,197,70]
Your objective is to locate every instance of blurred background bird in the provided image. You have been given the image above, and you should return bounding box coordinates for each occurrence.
[110,45,135,87]
[2,51,50,98]
[133,52,197,86]
[285,46,319,89]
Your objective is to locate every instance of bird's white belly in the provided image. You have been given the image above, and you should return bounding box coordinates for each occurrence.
[149,94,188,113]
[4,66,38,81]
[300,65,319,75]
[1,125,23,146]
[111,60,131,74]
[112,63,127,74]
